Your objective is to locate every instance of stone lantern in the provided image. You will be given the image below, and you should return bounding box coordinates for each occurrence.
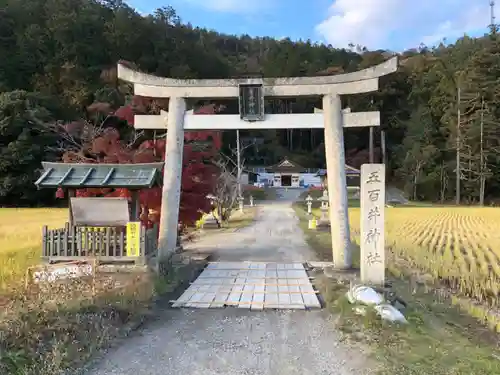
[237,196,244,213]
[317,190,330,226]
[305,195,313,214]
[203,194,219,229]
[206,194,216,206]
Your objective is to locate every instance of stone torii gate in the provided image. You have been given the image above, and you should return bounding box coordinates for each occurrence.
[117,57,398,270]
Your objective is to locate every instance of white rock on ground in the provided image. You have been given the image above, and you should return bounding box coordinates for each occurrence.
[346,285,408,324]
[85,188,377,375]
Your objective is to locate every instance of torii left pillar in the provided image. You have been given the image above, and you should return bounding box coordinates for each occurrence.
[158,97,186,265]
[323,94,351,268]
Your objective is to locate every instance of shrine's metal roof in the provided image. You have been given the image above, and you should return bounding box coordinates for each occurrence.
[35,162,164,189]
[267,158,305,173]
[316,165,360,177]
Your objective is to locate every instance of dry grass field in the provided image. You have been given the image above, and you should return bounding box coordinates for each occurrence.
[307,206,500,310]
[311,203,500,337]
[0,208,67,291]
[348,207,500,310]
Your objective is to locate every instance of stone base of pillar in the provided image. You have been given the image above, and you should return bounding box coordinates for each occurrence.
[316,221,331,231]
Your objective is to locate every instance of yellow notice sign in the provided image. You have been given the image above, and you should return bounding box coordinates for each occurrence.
[308,219,317,230]
[126,222,141,257]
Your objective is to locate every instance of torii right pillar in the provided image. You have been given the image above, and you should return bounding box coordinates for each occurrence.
[323,94,352,268]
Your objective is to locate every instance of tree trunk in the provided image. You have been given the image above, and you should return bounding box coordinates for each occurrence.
[439,162,447,203]
[479,175,486,206]
[413,161,422,201]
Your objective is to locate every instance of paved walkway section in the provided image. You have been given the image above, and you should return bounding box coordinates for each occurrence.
[171,262,321,310]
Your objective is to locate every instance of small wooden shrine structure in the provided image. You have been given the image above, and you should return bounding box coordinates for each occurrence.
[35,162,163,265]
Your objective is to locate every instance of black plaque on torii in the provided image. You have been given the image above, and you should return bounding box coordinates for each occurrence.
[238,83,265,121]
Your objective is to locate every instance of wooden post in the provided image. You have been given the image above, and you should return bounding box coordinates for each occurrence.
[68,189,76,226]
[42,226,48,259]
[369,127,374,163]
[138,225,146,266]
[64,223,70,257]
[130,190,140,221]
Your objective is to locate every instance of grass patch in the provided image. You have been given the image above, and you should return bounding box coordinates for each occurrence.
[293,204,359,263]
[1,272,156,375]
[317,273,500,375]
[293,203,500,375]
[194,207,259,237]
[297,189,360,209]
[242,186,277,201]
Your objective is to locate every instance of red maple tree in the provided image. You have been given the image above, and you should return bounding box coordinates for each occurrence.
[56,96,222,230]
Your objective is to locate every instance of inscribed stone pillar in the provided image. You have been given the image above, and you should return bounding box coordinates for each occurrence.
[360,163,385,285]
[158,97,186,261]
[323,94,351,269]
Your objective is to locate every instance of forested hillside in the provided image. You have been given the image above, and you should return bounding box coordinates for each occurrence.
[1,0,500,205]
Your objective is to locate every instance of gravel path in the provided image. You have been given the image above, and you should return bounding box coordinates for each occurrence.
[86,189,375,375]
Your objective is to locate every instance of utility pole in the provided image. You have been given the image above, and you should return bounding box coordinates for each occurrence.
[490,1,497,35]
[380,129,386,164]
[368,97,375,163]
[480,96,485,206]
[236,129,242,198]
[456,86,461,205]
[369,127,374,163]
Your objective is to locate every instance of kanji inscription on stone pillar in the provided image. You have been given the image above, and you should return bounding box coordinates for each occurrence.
[360,163,385,285]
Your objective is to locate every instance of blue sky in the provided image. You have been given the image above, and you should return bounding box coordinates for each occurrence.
[127,0,495,51]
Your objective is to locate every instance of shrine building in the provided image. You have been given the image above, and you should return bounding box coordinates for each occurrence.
[242,157,359,188]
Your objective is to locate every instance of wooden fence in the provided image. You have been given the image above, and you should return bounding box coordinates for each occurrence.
[41,223,158,265]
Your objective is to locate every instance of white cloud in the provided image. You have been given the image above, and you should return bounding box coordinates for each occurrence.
[184,0,272,13]
[316,0,494,50]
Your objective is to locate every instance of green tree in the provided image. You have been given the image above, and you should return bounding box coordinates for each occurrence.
[0,90,60,206]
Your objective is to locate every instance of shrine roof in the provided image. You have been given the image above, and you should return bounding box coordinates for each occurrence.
[266,158,305,173]
[316,165,360,177]
[35,162,164,189]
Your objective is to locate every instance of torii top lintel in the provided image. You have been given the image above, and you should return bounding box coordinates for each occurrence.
[117,57,398,99]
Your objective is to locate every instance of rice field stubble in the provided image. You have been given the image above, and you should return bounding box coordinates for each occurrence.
[352,207,500,306]
[307,205,500,327]
[0,208,67,291]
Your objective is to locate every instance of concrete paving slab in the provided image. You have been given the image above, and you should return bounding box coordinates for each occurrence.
[172,261,320,311]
